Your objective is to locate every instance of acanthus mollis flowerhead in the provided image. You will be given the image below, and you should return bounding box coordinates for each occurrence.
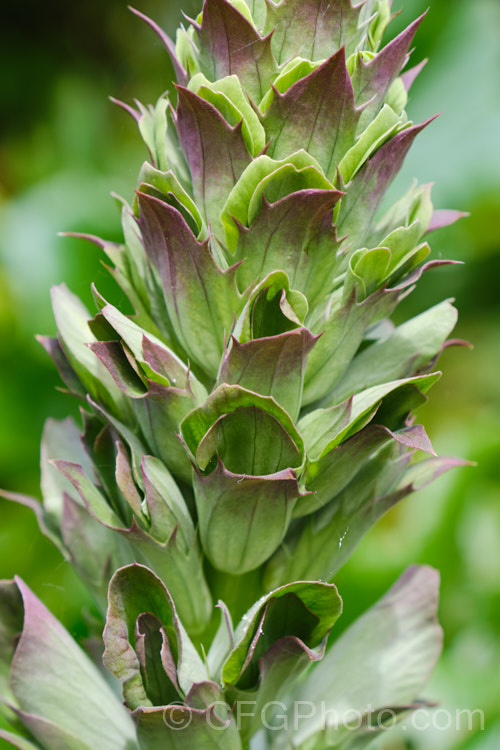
[1,0,467,605]
[1,0,469,746]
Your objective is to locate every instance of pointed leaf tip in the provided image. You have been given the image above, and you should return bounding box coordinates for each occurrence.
[427,209,469,233]
[338,116,438,249]
[129,6,188,85]
[175,85,252,240]
[196,0,278,102]
[353,12,428,118]
[401,58,428,91]
[138,190,243,376]
[264,48,362,179]
[108,96,141,122]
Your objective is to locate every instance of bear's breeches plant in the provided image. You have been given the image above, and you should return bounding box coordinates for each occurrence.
[0,1,468,748]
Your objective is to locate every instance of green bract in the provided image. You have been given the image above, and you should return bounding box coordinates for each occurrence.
[1,0,468,748]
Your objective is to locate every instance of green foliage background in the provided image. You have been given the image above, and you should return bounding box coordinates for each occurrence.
[1,0,499,747]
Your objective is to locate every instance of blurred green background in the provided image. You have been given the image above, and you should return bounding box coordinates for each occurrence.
[0,0,498,748]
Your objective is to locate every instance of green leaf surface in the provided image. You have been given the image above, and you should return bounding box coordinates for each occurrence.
[138,162,206,237]
[84,399,148,492]
[195,0,278,102]
[265,437,423,587]
[50,285,130,419]
[244,0,266,27]
[337,119,434,255]
[296,423,434,518]
[141,455,194,545]
[350,15,425,127]
[233,271,309,343]
[60,492,135,612]
[366,0,392,51]
[135,612,179,707]
[39,417,93,521]
[232,188,342,304]
[200,405,302,474]
[138,191,244,377]
[324,371,440,414]
[176,86,252,241]
[7,712,93,750]
[258,57,318,113]
[134,383,200,483]
[248,164,333,226]
[292,566,442,748]
[54,453,212,635]
[218,329,318,420]
[92,309,207,481]
[225,580,342,741]
[193,461,304,573]
[189,73,266,156]
[303,287,401,405]
[1,579,137,750]
[87,321,202,482]
[222,151,331,253]
[372,180,433,246]
[103,564,207,710]
[52,460,128,530]
[400,455,473,493]
[264,0,363,64]
[135,96,190,182]
[134,704,242,750]
[339,104,408,184]
[378,220,424,270]
[206,603,235,681]
[330,301,458,402]
[98,304,201,394]
[37,335,86,398]
[344,246,393,301]
[88,341,147,398]
[264,49,361,180]
[0,731,42,750]
[222,580,342,687]
[181,384,304,472]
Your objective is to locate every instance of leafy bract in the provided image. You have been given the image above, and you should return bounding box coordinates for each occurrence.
[221,151,333,252]
[221,579,342,739]
[195,0,277,102]
[53,458,212,635]
[188,73,266,156]
[232,188,342,304]
[0,579,137,750]
[218,328,318,420]
[264,49,362,180]
[138,190,244,377]
[291,566,443,748]
[263,0,363,63]
[176,86,252,242]
[193,461,304,573]
[103,564,208,710]
[3,2,466,748]
[337,119,436,253]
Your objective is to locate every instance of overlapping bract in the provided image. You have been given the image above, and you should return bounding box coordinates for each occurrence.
[0,0,466,747]
[26,0,462,591]
[0,565,441,749]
